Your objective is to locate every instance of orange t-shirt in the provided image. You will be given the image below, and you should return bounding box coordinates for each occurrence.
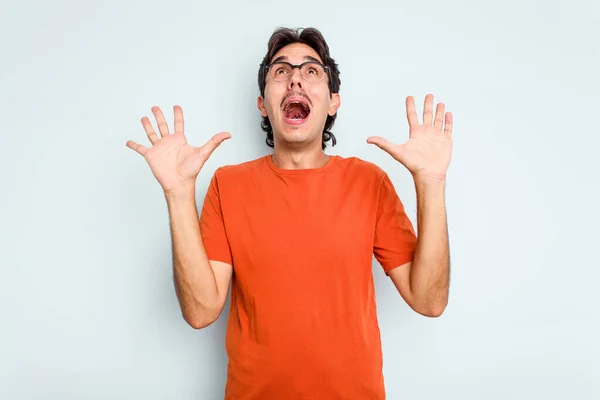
[200,154,417,400]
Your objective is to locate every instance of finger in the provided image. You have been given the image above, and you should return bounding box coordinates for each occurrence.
[406,96,419,127]
[199,132,232,158]
[141,116,159,144]
[125,140,148,157]
[152,106,171,136]
[423,94,434,126]
[173,105,184,135]
[434,102,445,131]
[444,112,453,137]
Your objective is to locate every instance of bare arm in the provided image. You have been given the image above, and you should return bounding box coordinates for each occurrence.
[367,93,453,317]
[126,104,232,329]
[166,185,233,329]
[388,178,449,317]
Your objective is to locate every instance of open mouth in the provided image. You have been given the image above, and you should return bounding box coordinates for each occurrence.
[282,98,311,125]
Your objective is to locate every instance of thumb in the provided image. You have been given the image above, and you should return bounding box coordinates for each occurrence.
[366,136,394,155]
[199,131,232,159]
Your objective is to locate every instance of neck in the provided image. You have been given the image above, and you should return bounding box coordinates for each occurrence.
[271,148,330,170]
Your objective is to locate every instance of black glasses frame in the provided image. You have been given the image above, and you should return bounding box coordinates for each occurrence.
[264,61,331,86]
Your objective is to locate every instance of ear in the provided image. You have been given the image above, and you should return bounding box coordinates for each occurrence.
[328,93,341,116]
[257,96,268,117]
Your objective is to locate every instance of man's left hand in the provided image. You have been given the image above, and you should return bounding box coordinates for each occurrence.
[367,94,453,181]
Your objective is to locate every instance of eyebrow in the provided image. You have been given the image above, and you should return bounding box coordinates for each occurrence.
[271,55,322,64]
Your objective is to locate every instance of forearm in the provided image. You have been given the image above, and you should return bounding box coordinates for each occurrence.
[410,177,450,315]
[165,186,220,327]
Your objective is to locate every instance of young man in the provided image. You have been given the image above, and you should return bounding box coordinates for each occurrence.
[126,27,452,400]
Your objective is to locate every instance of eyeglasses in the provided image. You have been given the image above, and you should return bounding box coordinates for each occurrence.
[264,61,330,83]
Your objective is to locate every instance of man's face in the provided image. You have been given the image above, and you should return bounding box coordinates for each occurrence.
[258,43,340,148]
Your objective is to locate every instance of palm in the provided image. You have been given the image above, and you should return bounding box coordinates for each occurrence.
[395,124,452,178]
[126,105,231,192]
[143,134,201,190]
[367,94,453,180]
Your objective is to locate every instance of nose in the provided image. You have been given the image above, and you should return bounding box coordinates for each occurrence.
[287,67,303,90]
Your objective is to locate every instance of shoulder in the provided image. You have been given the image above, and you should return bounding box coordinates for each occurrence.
[336,155,387,182]
[212,155,268,181]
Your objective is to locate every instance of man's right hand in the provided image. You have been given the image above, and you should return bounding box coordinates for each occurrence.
[126,105,231,194]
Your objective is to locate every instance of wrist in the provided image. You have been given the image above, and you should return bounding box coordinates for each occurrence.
[413,174,446,188]
[164,183,196,201]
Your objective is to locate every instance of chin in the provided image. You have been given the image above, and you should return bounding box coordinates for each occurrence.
[280,130,309,143]
[275,126,316,145]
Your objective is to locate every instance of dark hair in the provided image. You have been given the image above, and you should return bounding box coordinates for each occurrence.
[258,27,341,150]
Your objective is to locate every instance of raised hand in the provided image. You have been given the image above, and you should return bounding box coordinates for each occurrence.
[126,105,231,193]
[367,94,453,181]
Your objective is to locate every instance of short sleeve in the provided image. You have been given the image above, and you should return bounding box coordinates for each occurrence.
[373,173,417,275]
[199,169,233,265]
